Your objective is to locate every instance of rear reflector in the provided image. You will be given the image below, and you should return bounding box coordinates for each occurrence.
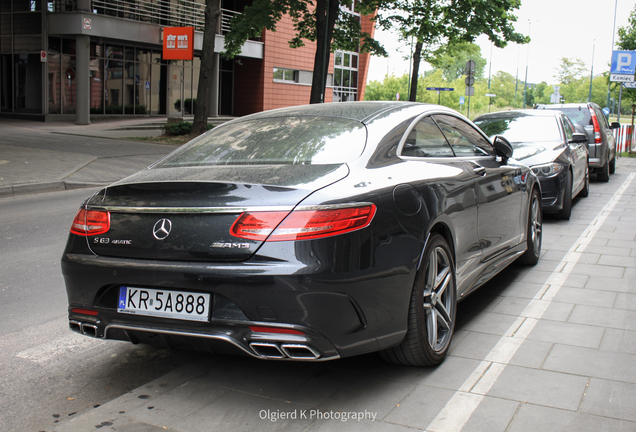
[70,209,110,236]
[249,326,305,335]
[230,204,376,242]
[71,308,99,316]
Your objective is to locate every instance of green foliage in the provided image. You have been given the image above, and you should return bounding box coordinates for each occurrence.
[223,0,385,58]
[618,6,636,109]
[554,57,587,85]
[429,43,487,81]
[164,122,213,136]
[174,98,197,115]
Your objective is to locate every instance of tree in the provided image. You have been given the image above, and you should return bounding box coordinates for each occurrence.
[377,0,528,101]
[428,42,486,81]
[190,0,222,138]
[617,5,636,108]
[223,0,384,104]
[554,57,587,86]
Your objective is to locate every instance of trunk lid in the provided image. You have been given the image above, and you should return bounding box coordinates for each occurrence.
[84,164,348,262]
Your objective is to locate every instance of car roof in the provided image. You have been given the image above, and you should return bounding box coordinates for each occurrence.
[231,102,457,124]
[475,109,561,120]
[536,103,595,109]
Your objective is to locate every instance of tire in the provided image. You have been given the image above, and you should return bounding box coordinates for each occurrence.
[597,155,610,182]
[609,155,616,174]
[578,162,589,198]
[556,170,572,220]
[380,233,456,366]
[520,188,542,266]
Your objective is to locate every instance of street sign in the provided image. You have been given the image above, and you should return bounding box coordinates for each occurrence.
[465,60,476,75]
[465,87,474,96]
[40,51,47,62]
[610,74,635,83]
[459,96,465,105]
[611,50,636,75]
[426,87,454,92]
[623,82,636,89]
[464,76,475,86]
[485,93,496,97]
[145,81,150,89]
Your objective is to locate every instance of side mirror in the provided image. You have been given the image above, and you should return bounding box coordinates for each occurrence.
[570,133,588,144]
[493,135,513,161]
[611,122,621,129]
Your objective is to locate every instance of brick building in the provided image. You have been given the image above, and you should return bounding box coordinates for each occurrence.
[0,0,375,123]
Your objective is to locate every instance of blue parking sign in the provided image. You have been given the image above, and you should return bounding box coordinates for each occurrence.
[611,50,636,74]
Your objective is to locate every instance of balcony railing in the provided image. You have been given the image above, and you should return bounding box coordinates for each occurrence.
[49,0,240,35]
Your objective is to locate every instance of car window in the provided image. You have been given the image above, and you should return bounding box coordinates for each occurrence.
[474,114,562,143]
[433,115,494,157]
[153,116,367,167]
[562,114,574,141]
[400,116,455,157]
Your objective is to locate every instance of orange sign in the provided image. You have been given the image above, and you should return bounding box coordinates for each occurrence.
[163,27,194,60]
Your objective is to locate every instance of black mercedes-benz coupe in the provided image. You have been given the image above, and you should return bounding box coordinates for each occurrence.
[62,102,542,366]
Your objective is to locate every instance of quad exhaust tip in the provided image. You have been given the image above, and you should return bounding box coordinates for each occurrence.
[69,320,101,338]
[250,342,321,360]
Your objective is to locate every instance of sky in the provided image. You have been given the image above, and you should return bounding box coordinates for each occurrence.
[367,0,636,85]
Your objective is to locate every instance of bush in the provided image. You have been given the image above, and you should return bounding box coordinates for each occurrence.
[174,98,196,114]
[164,122,213,136]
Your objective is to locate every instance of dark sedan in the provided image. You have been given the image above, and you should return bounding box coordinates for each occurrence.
[475,110,589,219]
[62,102,541,367]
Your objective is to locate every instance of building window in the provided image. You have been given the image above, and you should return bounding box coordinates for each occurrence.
[273,67,298,83]
[333,51,358,102]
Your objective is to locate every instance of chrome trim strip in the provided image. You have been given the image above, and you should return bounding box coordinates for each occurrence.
[104,323,340,361]
[86,205,294,214]
[86,202,375,214]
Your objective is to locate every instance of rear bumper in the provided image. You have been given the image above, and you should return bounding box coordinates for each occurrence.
[61,250,413,360]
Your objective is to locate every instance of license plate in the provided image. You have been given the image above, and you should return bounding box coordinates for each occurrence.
[117,287,211,322]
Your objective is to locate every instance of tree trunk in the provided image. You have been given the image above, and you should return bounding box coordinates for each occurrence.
[409,41,422,102]
[309,0,340,104]
[190,0,221,138]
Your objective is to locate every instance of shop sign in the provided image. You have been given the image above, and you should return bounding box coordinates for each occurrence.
[163,27,194,60]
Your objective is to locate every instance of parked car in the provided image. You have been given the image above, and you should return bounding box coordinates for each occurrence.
[474,110,589,219]
[61,102,542,367]
[535,102,618,182]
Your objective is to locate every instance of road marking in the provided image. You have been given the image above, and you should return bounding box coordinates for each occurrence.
[425,172,636,432]
[16,333,104,364]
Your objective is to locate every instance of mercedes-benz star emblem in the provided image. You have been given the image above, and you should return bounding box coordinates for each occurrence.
[153,218,172,240]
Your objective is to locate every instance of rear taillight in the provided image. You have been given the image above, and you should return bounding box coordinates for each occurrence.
[70,209,110,236]
[249,326,305,335]
[230,204,376,242]
[589,107,602,144]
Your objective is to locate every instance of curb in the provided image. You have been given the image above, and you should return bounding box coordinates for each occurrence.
[0,181,107,198]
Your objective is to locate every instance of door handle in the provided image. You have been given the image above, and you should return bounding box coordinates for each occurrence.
[473,166,487,176]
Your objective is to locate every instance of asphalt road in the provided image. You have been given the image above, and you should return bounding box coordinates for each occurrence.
[0,189,205,432]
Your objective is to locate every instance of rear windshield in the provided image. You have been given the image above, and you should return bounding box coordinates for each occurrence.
[541,107,591,126]
[474,115,561,143]
[154,116,367,167]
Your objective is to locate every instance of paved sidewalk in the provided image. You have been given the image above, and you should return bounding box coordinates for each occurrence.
[0,117,177,198]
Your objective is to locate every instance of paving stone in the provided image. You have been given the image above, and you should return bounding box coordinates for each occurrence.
[486,365,588,411]
[508,339,553,368]
[456,311,519,335]
[615,293,636,311]
[541,301,575,322]
[461,396,520,432]
[598,254,636,268]
[307,418,415,432]
[551,287,617,308]
[599,328,636,355]
[543,344,636,384]
[541,250,600,264]
[584,276,635,293]
[570,263,625,278]
[527,320,604,349]
[506,403,635,432]
[495,281,544,299]
[568,304,636,331]
[447,331,501,360]
[490,296,534,316]
[580,378,636,422]
[382,384,455,429]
